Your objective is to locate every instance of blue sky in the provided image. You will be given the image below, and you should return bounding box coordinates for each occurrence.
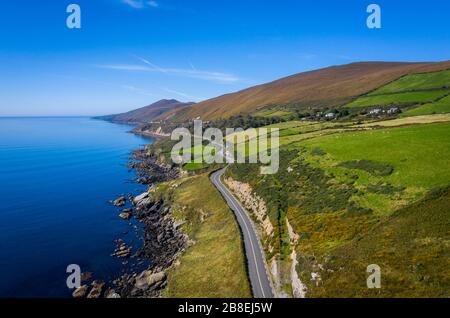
[0,0,449,116]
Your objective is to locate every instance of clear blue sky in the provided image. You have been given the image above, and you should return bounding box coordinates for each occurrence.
[0,0,449,116]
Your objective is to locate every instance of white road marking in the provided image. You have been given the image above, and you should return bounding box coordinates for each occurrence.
[212,171,268,298]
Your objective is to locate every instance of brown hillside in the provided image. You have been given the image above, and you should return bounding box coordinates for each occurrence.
[100,99,194,124]
[162,61,450,122]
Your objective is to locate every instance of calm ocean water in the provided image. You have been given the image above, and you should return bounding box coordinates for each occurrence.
[0,117,153,297]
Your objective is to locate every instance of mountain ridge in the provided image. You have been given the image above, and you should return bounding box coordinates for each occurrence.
[99,99,194,124]
[158,61,450,122]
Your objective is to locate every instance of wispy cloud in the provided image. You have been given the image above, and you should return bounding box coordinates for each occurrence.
[122,0,158,9]
[188,61,197,71]
[96,56,241,83]
[132,54,167,73]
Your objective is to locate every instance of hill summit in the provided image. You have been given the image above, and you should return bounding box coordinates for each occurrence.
[100,99,194,124]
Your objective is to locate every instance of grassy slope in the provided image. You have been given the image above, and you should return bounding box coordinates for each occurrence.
[345,89,449,109]
[401,94,450,117]
[254,109,294,119]
[225,119,450,297]
[345,69,450,111]
[163,174,252,298]
[157,65,450,298]
[293,123,450,297]
[300,122,450,190]
[160,61,450,122]
[310,188,450,298]
[369,69,450,94]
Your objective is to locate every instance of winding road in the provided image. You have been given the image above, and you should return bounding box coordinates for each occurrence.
[210,168,274,298]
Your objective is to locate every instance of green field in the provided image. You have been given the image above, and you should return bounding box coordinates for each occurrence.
[369,69,450,95]
[183,162,209,171]
[263,120,311,130]
[301,122,450,189]
[224,121,355,157]
[345,69,450,111]
[401,94,450,117]
[154,102,450,297]
[277,122,348,137]
[254,108,294,119]
[345,89,449,109]
[162,174,252,298]
[225,118,450,297]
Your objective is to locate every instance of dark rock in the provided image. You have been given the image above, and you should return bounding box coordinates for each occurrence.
[129,148,181,184]
[87,280,105,298]
[111,147,187,298]
[119,211,131,220]
[113,196,126,207]
[133,192,149,205]
[105,288,121,298]
[136,177,149,184]
[72,285,89,298]
[135,271,166,290]
[112,242,132,258]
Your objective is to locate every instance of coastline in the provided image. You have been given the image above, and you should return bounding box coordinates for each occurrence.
[132,130,170,139]
[72,135,185,298]
[72,119,252,298]
[115,146,187,298]
[93,117,170,139]
[0,117,161,298]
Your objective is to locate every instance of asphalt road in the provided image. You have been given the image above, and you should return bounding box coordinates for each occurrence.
[210,168,274,298]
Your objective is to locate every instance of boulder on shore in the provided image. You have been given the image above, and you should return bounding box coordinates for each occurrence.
[134,270,166,290]
[133,192,149,205]
[137,198,152,208]
[136,177,149,184]
[72,285,89,298]
[112,241,132,258]
[119,209,132,220]
[105,289,121,298]
[87,280,105,298]
[113,196,126,207]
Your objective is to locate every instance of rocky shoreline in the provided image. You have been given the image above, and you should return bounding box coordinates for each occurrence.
[129,147,181,185]
[72,145,186,298]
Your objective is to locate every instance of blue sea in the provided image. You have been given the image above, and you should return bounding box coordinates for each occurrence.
[0,117,153,298]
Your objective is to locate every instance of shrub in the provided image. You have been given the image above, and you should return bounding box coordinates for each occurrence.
[338,160,394,176]
[311,147,327,156]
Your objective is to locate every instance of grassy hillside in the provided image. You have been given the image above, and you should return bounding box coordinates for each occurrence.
[368,69,450,94]
[160,61,450,122]
[300,122,450,191]
[401,95,450,117]
[224,119,450,297]
[345,90,449,109]
[159,174,252,298]
[344,69,450,113]
[149,61,450,298]
[309,187,450,298]
[254,109,294,119]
